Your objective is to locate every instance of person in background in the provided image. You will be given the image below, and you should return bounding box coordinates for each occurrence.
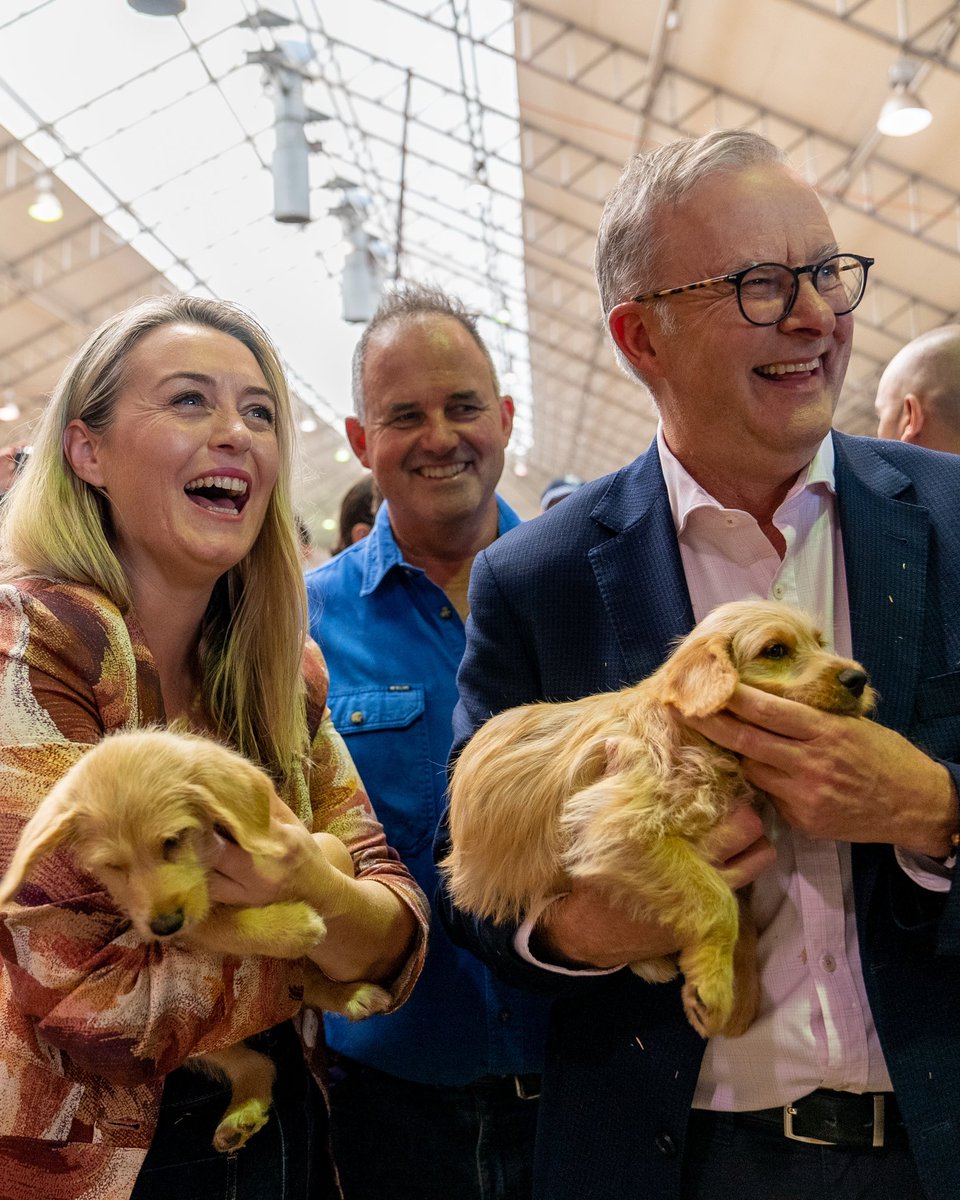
[0,443,30,500]
[875,324,960,453]
[0,295,428,1200]
[295,513,327,570]
[331,474,377,555]
[305,283,551,1200]
[438,129,960,1200]
[539,472,583,511]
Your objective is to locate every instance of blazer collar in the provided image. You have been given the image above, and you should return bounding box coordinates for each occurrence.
[586,431,936,709]
[588,442,695,682]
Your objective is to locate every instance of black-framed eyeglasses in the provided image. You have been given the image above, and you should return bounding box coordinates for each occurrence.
[631,252,875,327]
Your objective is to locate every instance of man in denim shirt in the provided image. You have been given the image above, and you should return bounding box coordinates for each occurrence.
[305,283,549,1199]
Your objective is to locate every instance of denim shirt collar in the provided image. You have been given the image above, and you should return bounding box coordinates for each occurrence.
[359,494,521,598]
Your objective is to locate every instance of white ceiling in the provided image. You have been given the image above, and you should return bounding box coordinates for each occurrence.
[1,0,958,542]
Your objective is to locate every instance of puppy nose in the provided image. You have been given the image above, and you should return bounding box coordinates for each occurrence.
[837,668,869,698]
[150,909,185,937]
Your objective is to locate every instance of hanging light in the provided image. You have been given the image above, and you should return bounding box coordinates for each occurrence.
[127,0,186,14]
[27,175,63,223]
[877,58,932,137]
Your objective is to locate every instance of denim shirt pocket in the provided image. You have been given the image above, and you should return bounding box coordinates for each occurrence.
[327,686,434,856]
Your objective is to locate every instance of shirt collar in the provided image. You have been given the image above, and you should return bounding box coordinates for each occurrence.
[358,494,521,596]
[656,422,836,536]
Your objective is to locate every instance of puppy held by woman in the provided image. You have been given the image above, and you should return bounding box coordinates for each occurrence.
[0,296,429,1200]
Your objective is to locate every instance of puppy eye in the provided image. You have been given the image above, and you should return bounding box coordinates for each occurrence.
[760,642,790,659]
[162,834,184,858]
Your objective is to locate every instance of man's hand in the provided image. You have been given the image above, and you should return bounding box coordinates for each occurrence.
[684,683,958,858]
[531,805,774,970]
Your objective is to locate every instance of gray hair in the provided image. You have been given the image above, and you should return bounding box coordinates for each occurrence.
[595,129,789,319]
[351,282,500,419]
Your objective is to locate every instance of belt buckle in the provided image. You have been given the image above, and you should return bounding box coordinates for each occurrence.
[782,1094,885,1148]
[514,1074,540,1101]
[783,1103,836,1146]
[871,1094,886,1148]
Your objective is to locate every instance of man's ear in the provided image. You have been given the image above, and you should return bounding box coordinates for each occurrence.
[499,395,515,444]
[349,521,372,544]
[608,303,663,381]
[901,394,925,444]
[344,416,370,468]
[63,420,106,487]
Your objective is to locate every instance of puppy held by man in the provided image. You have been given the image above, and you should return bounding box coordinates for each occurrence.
[442,600,874,1039]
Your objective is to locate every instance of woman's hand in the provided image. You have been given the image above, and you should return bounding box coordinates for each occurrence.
[207,793,348,911]
[207,793,415,985]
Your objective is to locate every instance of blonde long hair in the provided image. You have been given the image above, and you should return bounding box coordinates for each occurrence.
[0,295,309,779]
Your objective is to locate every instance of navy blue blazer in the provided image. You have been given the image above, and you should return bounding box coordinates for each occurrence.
[439,431,960,1200]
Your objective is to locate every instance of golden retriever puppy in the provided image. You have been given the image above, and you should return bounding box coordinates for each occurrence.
[441,600,875,1040]
[0,728,390,1152]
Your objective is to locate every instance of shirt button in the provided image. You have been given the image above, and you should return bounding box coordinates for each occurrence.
[499,1008,511,1024]
[654,1132,677,1157]
[439,605,453,619]
[350,711,364,725]
[821,953,837,973]
[772,583,785,600]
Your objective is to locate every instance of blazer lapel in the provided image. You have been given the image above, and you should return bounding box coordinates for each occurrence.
[588,445,694,684]
[833,433,930,733]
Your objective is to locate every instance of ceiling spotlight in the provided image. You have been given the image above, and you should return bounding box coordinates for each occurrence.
[127,0,186,14]
[27,174,63,223]
[877,58,932,137]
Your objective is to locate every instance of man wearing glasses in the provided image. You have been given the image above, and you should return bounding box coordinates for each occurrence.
[438,129,960,1200]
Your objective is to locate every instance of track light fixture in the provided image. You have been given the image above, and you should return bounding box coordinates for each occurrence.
[877,57,932,137]
[127,1,186,14]
[27,174,63,223]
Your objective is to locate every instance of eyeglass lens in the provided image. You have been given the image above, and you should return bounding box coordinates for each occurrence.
[738,255,867,325]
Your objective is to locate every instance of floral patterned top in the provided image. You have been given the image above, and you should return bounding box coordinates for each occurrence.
[0,578,429,1200]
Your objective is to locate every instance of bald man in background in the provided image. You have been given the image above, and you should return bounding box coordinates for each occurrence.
[875,324,960,453]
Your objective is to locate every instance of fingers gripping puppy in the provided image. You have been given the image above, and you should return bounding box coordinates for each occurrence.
[441,600,874,1039]
[0,728,390,1153]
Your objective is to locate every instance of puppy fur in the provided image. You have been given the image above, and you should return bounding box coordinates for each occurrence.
[441,600,875,1039]
[0,727,390,1152]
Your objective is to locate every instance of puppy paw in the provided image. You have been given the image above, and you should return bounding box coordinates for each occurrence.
[681,977,732,1039]
[339,983,392,1020]
[252,903,327,957]
[302,967,391,1019]
[212,1098,271,1152]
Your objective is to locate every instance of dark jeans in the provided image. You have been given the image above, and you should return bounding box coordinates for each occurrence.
[133,1022,337,1200]
[327,1054,539,1200]
[681,1109,930,1200]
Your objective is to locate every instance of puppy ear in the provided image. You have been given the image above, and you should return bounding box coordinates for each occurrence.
[185,756,280,856]
[659,632,739,717]
[0,787,79,906]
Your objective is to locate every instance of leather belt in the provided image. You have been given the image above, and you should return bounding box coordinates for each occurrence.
[733,1088,906,1149]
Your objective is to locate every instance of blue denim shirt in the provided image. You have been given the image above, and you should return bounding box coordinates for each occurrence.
[305,497,550,1085]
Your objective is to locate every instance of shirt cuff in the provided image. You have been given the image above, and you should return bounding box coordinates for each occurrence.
[513,894,625,977]
[896,846,954,893]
